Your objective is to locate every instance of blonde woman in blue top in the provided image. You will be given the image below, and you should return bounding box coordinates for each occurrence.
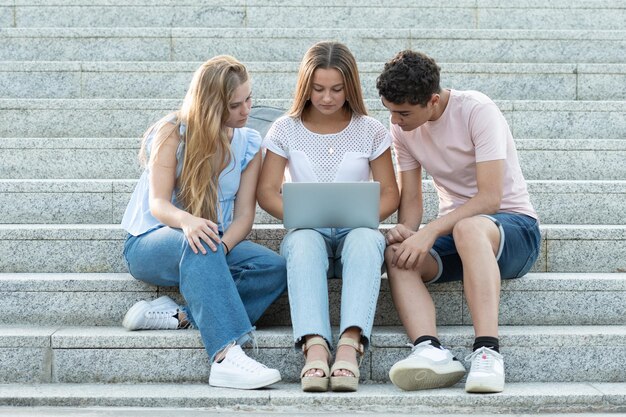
[120,56,287,390]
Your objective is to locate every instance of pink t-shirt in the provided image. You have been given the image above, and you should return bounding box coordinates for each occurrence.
[392,89,537,220]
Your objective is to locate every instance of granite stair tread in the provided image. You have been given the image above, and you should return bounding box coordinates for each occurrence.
[1,137,623,181]
[3,272,625,327]
[3,271,625,290]
[5,324,626,348]
[3,61,626,101]
[1,381,624,413]
[0,224,624,273]
[4,0,626,31]
[4,98,626,109]
[2,28,626,63]
[1,324,625,384]
[0,179,623,225]
[2,222,625,237]
[2,98,626,139]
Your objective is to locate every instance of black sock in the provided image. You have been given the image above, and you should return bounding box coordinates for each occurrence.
[473,336,500,353]
[414,335,442,348]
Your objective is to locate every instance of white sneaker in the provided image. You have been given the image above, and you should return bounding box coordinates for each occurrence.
[465,347,505,393]
[209,344,281,390]
[389,341,466,391]
[149,295,179,309]
[122,296,180,330]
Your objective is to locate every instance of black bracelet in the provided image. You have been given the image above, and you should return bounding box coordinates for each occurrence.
[222,241,230,254]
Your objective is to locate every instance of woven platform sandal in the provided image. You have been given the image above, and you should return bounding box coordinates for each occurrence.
[330,337,364,392]
[300,336,331,392]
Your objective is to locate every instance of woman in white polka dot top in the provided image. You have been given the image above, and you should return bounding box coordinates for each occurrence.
[257,41,400,393]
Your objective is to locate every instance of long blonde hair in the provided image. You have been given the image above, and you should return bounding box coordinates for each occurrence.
[141,55,249,222]
[288,41,367,118]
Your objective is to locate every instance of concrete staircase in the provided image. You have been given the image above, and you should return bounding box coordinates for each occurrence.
[1,0,625,413]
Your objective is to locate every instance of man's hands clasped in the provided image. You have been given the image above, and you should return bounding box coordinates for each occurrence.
[386,224,438,271]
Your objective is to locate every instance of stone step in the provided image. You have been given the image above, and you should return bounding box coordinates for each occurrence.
[0,224,625,273]
[0,138,142,179]
[3,272,625,327]
[2,411,621,417]
[1,179,624,225]
[1,382,624,414]
[516,139,626,181]
[3,61,626,101]
[4,0,626,31]
[0,382,625,414]
[1,28,626,63]
[2,99,626,139]
[2,324,625,384]
[2,137,624,181]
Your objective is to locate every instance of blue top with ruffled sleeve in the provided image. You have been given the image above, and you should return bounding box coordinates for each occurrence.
[121,115,261,236]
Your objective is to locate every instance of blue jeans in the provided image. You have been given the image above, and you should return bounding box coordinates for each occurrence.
[123,226,287,361]
[280,227,386,350]
[428,212,541,284]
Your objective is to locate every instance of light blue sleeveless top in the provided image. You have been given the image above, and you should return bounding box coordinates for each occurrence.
[121,116,262,236]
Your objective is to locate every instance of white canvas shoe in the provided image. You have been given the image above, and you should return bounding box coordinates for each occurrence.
[122,297,180,330]
[389,340,466,391]
[149,295,179,309]
[209,344,281,390]
[465,347,505,393]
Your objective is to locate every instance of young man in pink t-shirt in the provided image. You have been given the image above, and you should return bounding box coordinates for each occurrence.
[376,50,541,393]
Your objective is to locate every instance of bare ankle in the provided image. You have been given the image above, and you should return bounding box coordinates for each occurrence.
[175,311,191,329]
[305,344,329,363]
[214,342,235,363]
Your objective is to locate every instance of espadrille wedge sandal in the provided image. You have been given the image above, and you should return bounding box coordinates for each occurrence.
[330,337,364,392]
[300,336,331,392]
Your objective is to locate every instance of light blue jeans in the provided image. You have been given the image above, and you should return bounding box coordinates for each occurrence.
[123,226,287,361]
[280,227,385,350]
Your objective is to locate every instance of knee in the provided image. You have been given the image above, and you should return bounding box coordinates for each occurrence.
[345,228,385,252]
[281,229,325,259]
[383,244,410,281]
[452,217,490,250]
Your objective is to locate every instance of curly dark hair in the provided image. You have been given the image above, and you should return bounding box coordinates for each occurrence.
[376,50,441,106]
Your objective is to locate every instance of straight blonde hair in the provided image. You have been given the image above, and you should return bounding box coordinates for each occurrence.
[141,55,249,223]
[288,41,367,118]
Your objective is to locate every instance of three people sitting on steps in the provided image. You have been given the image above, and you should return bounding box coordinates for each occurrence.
[120,44,540,394]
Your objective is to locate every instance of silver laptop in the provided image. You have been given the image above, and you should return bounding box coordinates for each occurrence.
[282,182,380,229]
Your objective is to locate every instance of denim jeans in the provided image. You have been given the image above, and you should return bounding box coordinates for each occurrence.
[123,226,287,361]
[427,212,541,284]
[280,227,385,350]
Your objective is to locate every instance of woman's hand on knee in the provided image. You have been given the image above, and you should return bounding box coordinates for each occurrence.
[180,214,220,255]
